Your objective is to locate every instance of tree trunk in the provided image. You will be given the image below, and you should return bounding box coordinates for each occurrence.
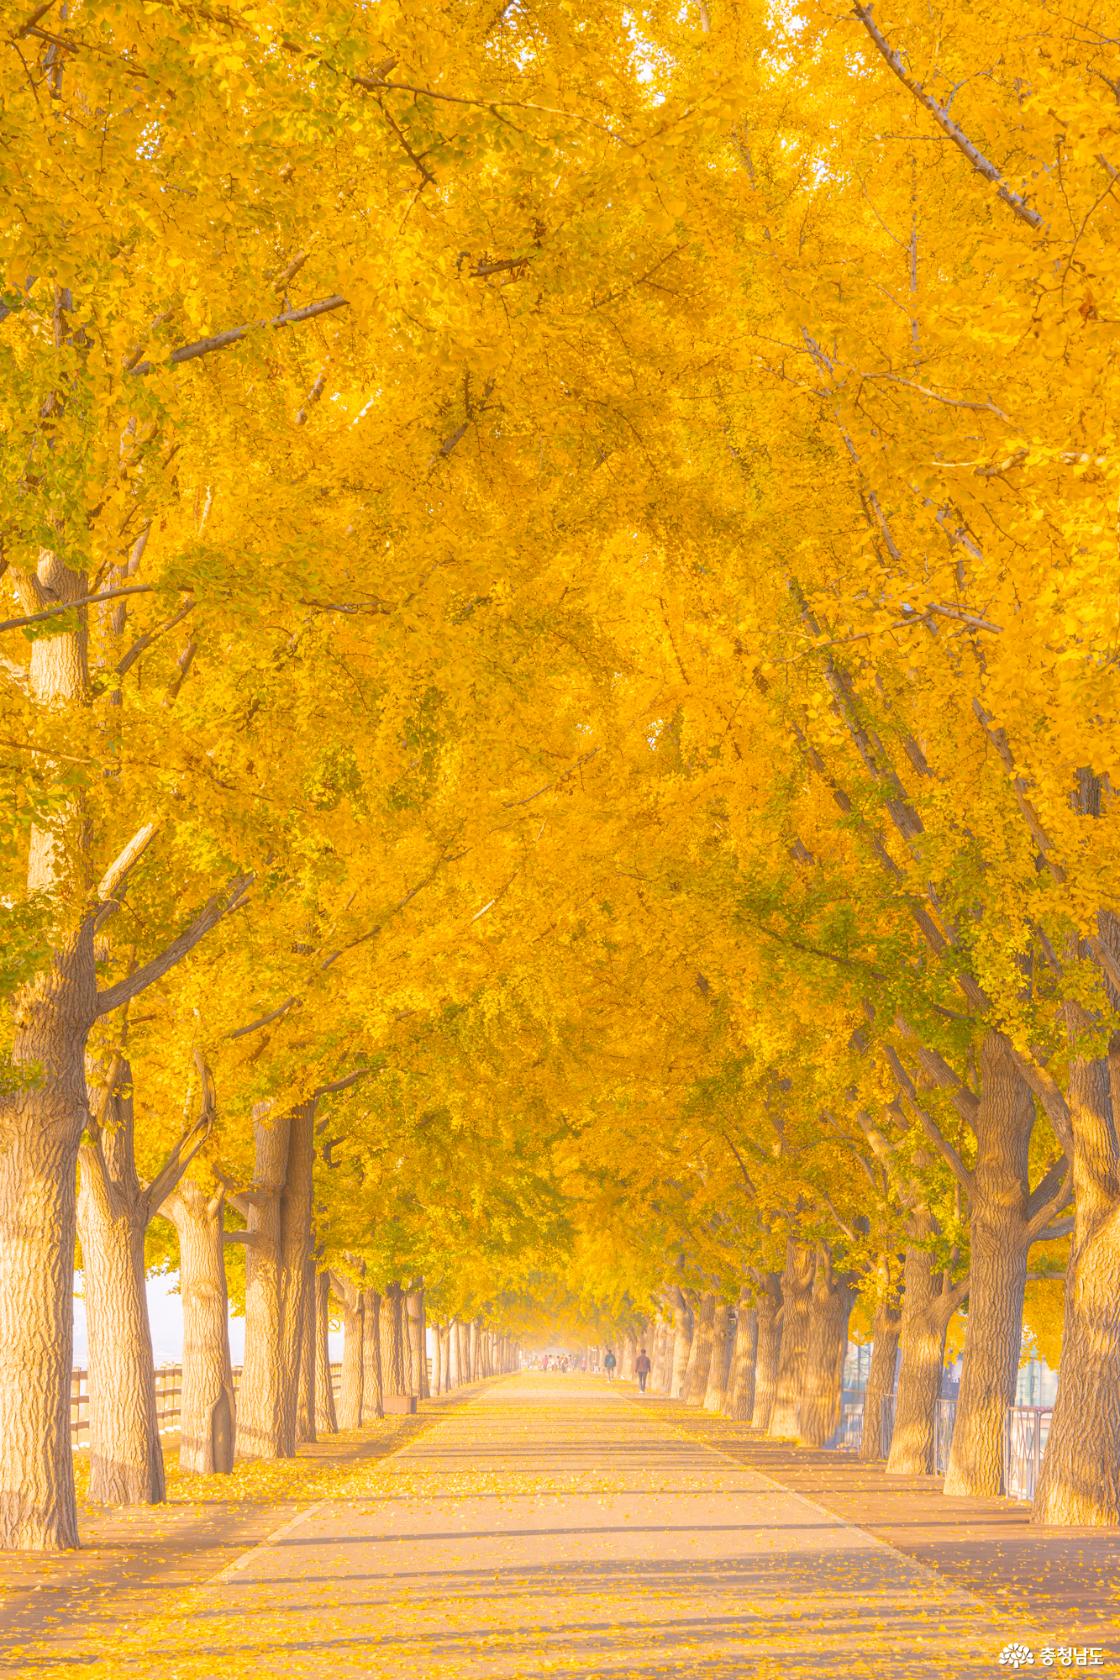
[277,1103,314,1455]
[726,1294,758,1421]
[407,1288,428,1398]
[380,1284,407,1397]
[860,1298,901,1463]
[768,1243,815,1438]
[670,1292,693,1397]
[703,1302,733,1412]
[798,1250,855,1448]
[682,1293,717,1404]
[313,1270,337,1436]
[236,1100,315,1460]
[887,1247,959,1476]
[235,1107,289,1459]
[297,1256,316,1445]
[1034,1034,1120,1526]
[77,1071,164,1506]
[0,559,99,1550]
[751,1274,783,1430]
[335,1278,363,1430]
[651,1317,673,1394]
[363,1288,384,1421]
[469,1318,481,1382]
[165,1177,235,1474]
[944,1033,1034,1499]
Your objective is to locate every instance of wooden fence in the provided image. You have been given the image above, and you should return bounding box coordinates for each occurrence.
[70,1364,344,1446]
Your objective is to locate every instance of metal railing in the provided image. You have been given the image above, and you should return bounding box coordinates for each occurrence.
[71,1363,343,1447]
[1005,1403,1052,1500]
[830,1393,1053,1502]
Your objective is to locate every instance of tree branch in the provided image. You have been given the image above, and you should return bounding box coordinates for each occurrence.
[1006,1046,1074,1156]
[128,295,348,377]
[852,4,1043,229]
[1026,1157,1073,1241]
[96,872,253,1015]
[894,1018,980,1124]
[94,821,159,928]
[147,1051,217,1219]
[883,1044,974,1194]
[0,584,154,634]
[1029,1221,1074,1246]
[113,599,197,680]
[720,1131,757,1198]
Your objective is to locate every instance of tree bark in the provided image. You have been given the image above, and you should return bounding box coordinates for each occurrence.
[0,556,98,1550]
[407,1288,428,1398]
[726,1294,758,1421]
[682,1293,717,1404]
[651,1316,673,1394]
[277,1103,314,1454]
[236,1100,315,1460]
[944,1033,1035,1499]
[363,1288,384,1420]
[313,1270,337,1436]
[860,1297,901,1462]
[77,1068,164,1506]
[751,1273,783,1430]
[1034,1030,1120,1525]
[887,1247,960,1476]
[703,1302,733,1412]
[380,1283,407,1397]
[469,1318,481,1383]
[297,1256,316,1444]
[798,1249,855,1448]
[768,1243,815,1438]
[669,1291,693,1397]
[165,1177,235,1474]
[235,1107,289,1458]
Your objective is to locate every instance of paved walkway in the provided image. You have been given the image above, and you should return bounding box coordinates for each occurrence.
[76,1374,1062,1680]
[668,1402,1120,1651]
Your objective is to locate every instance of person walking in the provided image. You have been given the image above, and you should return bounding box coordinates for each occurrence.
[635,1347,651,1393]
[603,1349,617,1382]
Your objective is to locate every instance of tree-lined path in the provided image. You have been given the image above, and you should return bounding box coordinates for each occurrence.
[17,1373,1053,1680]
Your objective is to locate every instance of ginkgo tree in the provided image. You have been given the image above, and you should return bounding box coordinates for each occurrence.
[6,0,1120,1555]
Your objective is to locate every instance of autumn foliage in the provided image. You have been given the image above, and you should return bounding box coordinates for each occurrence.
[2,0,1120,1548]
